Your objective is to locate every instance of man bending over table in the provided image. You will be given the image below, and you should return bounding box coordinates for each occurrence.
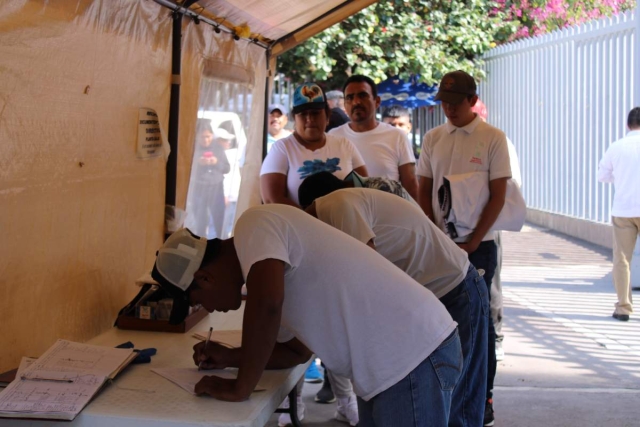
[151,204,462,427]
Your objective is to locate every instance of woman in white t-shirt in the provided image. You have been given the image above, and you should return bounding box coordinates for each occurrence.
[261,82,368,208]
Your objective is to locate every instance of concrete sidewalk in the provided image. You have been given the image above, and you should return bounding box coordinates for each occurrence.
[268,224,640,427]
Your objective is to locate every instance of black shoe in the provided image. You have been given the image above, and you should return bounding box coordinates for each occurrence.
[314,372,336,403]
[613,313,630,321]
[483,398,495,426]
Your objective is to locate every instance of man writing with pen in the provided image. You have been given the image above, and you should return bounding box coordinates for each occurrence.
[151,204,463,427]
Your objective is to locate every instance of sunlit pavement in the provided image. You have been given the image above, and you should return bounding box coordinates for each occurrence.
[494,224,639,427]
[268,224,640,426]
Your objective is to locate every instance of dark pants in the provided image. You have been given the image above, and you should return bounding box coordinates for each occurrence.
[192,182,225,238]
[468,240,498,400]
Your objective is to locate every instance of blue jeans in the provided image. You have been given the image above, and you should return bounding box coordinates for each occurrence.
[440,265,489,427]
[468,240,498,400]
[357,329,463,427]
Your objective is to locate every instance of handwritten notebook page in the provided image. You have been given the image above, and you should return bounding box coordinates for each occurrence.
[20,339,133,381]
[0,340,133,420]
[151,367,266,395]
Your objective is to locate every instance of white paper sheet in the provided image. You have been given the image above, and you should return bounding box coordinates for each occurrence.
[151,367,266,396]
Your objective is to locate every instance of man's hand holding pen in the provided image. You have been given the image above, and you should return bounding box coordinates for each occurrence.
[193,340,234,370]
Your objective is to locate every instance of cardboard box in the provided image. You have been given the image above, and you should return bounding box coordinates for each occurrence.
[116,306,208,333]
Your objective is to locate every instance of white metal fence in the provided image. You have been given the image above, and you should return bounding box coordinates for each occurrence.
[480,9,639,224]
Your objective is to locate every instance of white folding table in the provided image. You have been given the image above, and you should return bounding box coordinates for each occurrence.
[0,305,308,426]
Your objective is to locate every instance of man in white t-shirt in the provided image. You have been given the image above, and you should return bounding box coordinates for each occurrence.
[302,186,489,427]
[328,75,418,199]
[416,70,511,427]
[267,104,291,154]
[598,107,640,322]
[382,105,413,135]
[150,205,462,427]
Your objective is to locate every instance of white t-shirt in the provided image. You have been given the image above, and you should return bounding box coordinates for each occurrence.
[597,130,640,217]
[329,122,415,180]
[417,115,511,241]
[233,204,456,401]
[315,188,470,298]
[260,134,365,206]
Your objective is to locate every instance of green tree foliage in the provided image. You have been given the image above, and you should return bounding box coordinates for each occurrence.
[277,0,518,88]
[276,0,636,88]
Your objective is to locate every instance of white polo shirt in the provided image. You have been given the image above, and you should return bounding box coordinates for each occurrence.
[233,204,456,401]
[328,122,415,180]
[314,188,470,298]
[598,130,640,217]
[417,115,511,241]
[260,133,365,206]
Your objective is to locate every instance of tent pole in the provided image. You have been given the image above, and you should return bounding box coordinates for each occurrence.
[263,49,272,160]
[165,10,182,240]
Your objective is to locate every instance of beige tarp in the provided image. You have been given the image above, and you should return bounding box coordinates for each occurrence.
[0,0,375,373]
[0,0,267,372]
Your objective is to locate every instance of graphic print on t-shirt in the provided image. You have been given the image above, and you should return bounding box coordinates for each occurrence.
[297,157,341,179]
[469,140,486,165]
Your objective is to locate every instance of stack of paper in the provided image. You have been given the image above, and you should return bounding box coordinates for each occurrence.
[0,339,135,420]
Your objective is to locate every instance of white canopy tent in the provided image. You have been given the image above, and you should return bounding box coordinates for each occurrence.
[0,0,375,373]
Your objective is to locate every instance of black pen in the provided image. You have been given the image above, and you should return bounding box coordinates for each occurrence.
[198,327,213,371]
[21,376,74,383]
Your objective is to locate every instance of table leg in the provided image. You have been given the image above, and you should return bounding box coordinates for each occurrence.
[274,387,302,427]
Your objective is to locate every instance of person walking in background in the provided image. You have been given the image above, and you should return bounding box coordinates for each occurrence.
[471,98,523,362]
[188,119,231,239]
[325,90,350,132]
[598,107,640,322]
[329,75,418,199]
[416,71,512,427]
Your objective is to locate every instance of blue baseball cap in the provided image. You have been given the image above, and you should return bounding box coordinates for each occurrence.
[292,83,327,115]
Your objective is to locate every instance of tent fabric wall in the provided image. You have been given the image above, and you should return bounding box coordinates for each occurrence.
[0,0,268,373]
[0,0,172,372]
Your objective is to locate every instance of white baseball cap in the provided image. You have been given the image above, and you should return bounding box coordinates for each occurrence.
[151,228,209,324]
[152,228,207,295]
[213,128,235,140]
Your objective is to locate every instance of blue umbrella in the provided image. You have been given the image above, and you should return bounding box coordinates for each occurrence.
[377,76,438,108]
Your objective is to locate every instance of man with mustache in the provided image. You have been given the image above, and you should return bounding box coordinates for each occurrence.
[328,75,418,200]
[267,103,291,153]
